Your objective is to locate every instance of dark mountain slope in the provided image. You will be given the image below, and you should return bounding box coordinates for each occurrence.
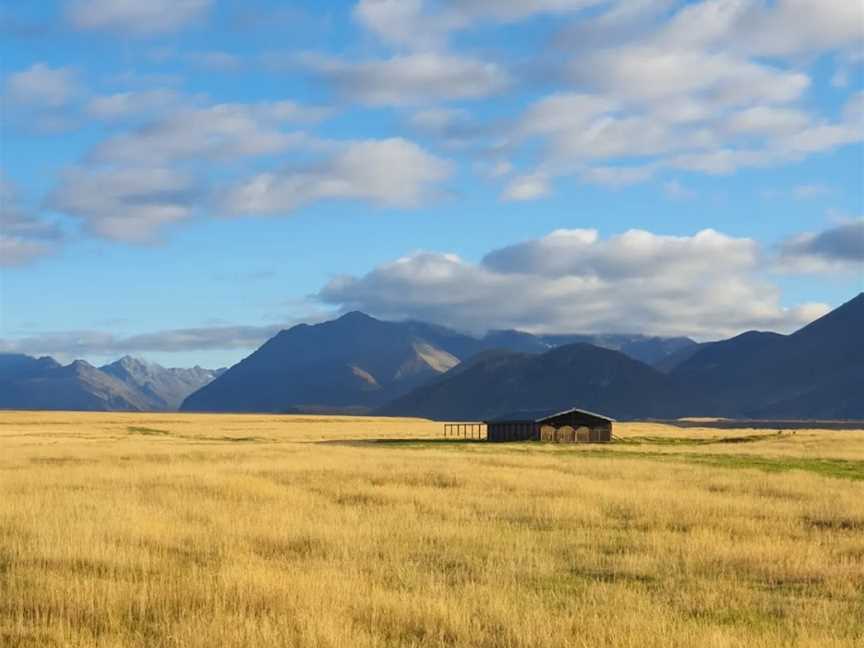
[652,343,707,373]
[378,343,709,421]
[539,334,697,366]
[0,354,60,380]
[671,293,864,418]
[481,330,551,353]
[671,331,786,399]
[181,312,483,412]
[479,331,698,366]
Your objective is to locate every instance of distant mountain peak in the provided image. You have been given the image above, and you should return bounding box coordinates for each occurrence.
[338,310,377,322]
[792,291,864,341]
[111,355,151,370]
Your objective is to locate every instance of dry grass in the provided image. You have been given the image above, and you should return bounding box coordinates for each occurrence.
[1,411,863,648]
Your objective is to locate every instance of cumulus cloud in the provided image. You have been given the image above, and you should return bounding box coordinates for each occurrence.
[501,1,863,191]
[580,165,657,187]
[65,0,212,35]
[318,228,829,339]
[47,105,446,240]
[354,0,605,49]
[85,89,187,121]
[657,0,864,57]
[723,106,812,137]
[4,63,80,107]
[48,167,199,242]
[90,101,328,164]
[0,173,62,266]
[303,52,510,106]
[777,220,864,273]
[502,173,551,201]
[0,237,54,267]
[570,48,809,106]
[221,138,451,215]
[663,179,696,200]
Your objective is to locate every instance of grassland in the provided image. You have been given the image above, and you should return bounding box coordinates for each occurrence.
[1,411,862,647]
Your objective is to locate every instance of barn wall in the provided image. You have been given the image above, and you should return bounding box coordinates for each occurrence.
[488,422,538,442]
[488,417,612,443]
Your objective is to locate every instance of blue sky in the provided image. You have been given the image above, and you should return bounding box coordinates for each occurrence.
[1,0,862,368]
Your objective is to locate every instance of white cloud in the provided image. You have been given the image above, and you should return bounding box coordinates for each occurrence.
[66,0,212,35]
[318,227,828,338]
[354,0,605,49]
[663,179,695,200]
[484,160,514,179]
[353,0,456,50]
[571,47,809,106]
[0,173,62,266]
[4,63,80,108]
[221,138,451,215]
[844,90,864,123]
[0,236,54,267]
[776,219,864,273]
[502,173,551,201]
[90,101,327,164]
[497,1,863,194]
[85,89,186,121]
[303,52,510,106]
[723,106,812,136]
[409,107,471,133]
[484,228,758,278]
[48,167,198,242]
[520,93,620,136]
[648,0,863,57]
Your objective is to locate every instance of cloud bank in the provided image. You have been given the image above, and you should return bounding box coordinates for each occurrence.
[319,228,830,339]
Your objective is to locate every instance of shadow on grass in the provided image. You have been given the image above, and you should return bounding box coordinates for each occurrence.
[374,438,486,445]
[319,438,486,448]
[615,433,782,446]
[127,426,262,444]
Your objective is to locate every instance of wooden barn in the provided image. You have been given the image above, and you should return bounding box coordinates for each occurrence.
[484,408,614,443]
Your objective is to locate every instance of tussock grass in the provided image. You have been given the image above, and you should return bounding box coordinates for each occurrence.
[0,411,862,647]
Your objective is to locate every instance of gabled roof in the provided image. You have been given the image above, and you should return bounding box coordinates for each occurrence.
[484,407,615,424]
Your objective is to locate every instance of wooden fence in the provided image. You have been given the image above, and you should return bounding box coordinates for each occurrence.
[443,423,486,440]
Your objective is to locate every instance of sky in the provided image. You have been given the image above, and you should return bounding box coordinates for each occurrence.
[1,0,862,369]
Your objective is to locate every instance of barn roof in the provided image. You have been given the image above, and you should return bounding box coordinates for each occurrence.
[484,407,615,424]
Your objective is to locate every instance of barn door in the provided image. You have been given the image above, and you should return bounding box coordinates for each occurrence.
[576,426,590,443]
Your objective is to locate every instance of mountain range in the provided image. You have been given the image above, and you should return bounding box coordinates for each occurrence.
[0,355,223,412]
[180,312,699,413]
[382,293,863,420]
[2,293,861,419]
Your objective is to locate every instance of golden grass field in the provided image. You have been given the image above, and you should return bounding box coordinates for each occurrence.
[1,411,863,648]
